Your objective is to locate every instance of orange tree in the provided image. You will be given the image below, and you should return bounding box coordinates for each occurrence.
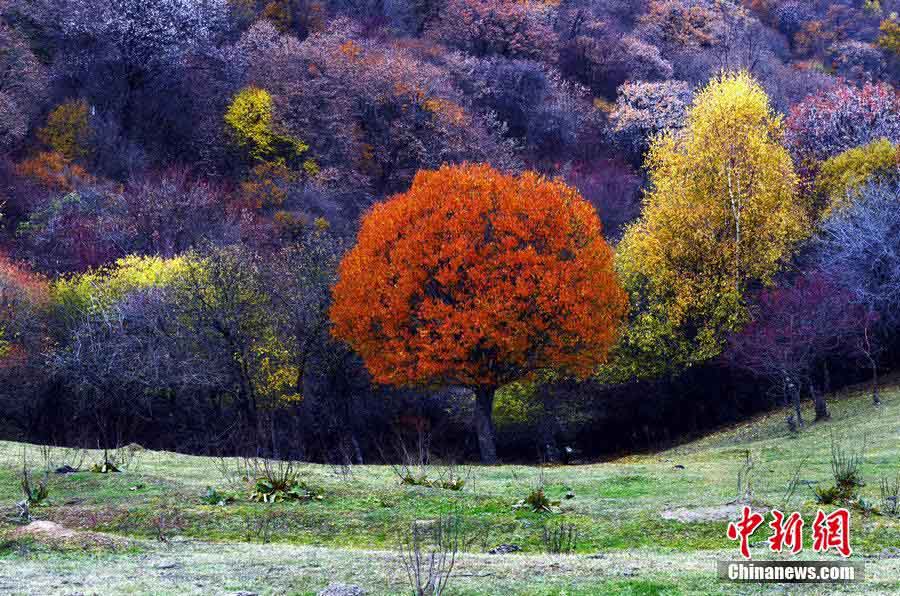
[330,163,627,463]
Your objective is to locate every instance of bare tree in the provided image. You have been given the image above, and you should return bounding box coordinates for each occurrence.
[727,273,859,429]
[817,181,900,406]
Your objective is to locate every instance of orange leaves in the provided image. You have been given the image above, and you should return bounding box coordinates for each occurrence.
[330,163,628,389]
[339,40,362,61]
[16,152,93,192]
[0,253,49,307]
[0,253,49,363]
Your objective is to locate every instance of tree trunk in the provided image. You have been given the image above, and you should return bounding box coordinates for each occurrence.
[474,386,498,464]
[350,433,364,465]
[812,382,829,422]
[871,360,881,406]
[538,385,561,463]
[792,385,804,429]
[270,413,279,460]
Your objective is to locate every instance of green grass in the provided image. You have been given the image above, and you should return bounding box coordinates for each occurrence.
[2,381,900,594]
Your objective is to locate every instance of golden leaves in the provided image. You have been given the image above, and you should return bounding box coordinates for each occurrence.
[616,71,806,369]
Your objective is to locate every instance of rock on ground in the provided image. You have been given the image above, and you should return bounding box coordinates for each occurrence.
[317,583,366,596]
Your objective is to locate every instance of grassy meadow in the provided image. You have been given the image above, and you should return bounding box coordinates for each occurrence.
[1,382,900,595]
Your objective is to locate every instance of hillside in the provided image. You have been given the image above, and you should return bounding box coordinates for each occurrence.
[0,383,898,594]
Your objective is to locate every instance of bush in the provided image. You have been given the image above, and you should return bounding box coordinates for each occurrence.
[201,487,234,506]
[398,513,463,596]
[786,82,900,162]
[830,434,866,497]
[880,474,900,517]
[542,519,578,554]
[248,460,322,503]
[814,485,841,505]
[516,486,559,514]
[817,139,898,216]
[610,80,692,161]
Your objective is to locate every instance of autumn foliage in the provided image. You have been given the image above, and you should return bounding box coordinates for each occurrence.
[331,163,627,388]
[330,163,626,461]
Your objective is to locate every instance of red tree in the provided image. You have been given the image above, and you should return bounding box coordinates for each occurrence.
[330,164,627,462]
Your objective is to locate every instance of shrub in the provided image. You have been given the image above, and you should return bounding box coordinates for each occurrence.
[201,487,234,506]
[248,460,321,503]
[52,255,188,320]
[817,139,898,216]
[38,99,92,162]
[610,80,691,160]
[830,434,866,498]
[398,513,463,596]
[428,0,556,60]
[516,486,559,514]
[880,474,900,517]
[542,519,578,554]
[224,85,310,167]
[786,82,900,162]
[814,485,841,505]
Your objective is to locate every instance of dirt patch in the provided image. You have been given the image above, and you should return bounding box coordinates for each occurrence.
[45,505,126,530]
[8,520,125,550]
[661,502,769,523]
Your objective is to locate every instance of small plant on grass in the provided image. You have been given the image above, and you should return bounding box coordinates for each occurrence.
[851,495,879,517]
[248,459,322,503]
[216,452,262,489]
[386,432,470,491]
[400,472,434,488]
[326,440,355,482]
[830,433,865,498]
[398,467,467,491]
[152,504,185,543]
[21,470,49,507]
[243,510,288,544]
[398,513,462,596]
[514,468,560,513]
[542,519,578,554]
[733,450,757,504]
[516,486,557,513]
[38,445,54,473]
[815,434,867,505]
[778,456,808,512]
[113,443,145,472]
[879,473,900,517]
[432,460,470,491]
[17,448,49,521]
[90,448,121,473]
[815,485,841,505]
[201,487,234,506]
[55,447,87,473]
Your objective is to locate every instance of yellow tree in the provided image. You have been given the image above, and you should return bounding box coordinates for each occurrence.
[37,99,92,162]
[878,14,900,55]
[816,139,899,217]
[613,71,807,376]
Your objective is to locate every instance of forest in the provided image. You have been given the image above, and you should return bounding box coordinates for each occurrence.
[1,0,900,466]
